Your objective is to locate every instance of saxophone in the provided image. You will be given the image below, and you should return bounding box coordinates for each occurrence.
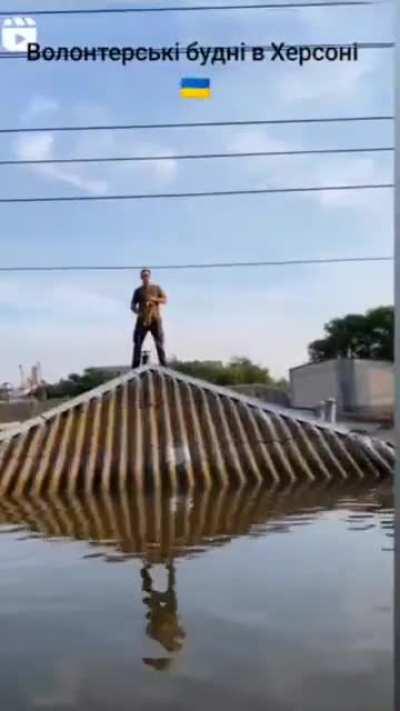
[143,298,157,327]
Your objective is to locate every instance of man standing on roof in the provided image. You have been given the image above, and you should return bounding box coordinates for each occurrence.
[130,268,168,368]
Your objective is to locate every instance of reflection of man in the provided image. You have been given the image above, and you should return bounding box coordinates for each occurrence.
[130,269,167,368]
[141,562,185,670]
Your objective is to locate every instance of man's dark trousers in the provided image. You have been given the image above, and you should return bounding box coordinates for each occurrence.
[132,318,167,368]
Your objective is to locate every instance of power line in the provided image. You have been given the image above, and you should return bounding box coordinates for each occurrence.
[0,146,393,167]
[0,115,392,135]
[0,2,374,17]
[0,183,393,204]
[0,256,392,272]
[0,41,393,60]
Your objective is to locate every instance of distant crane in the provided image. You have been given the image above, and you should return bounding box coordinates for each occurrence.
[18,362,44,397]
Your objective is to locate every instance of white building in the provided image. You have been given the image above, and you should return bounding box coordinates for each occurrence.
[289,358,394,420]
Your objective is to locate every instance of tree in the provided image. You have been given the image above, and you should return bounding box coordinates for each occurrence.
[46,368,116,398]
[168,356,274,387]
[308,306,394,362]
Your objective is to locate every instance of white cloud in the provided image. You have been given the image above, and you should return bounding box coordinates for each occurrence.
[13,104,179,194]
[307,156,391,210]
[153,158,178,182]
[21,96,59,123]
[39,163,108,195]
[15,133,53,161]
[227,130,291,154]
[14,133,109,195]
[223,127,392,220]
[71,131,179,188]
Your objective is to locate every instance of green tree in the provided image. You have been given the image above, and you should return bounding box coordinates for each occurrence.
[308,306,394,362]
[46,368,116,398]
[169,356,273,387]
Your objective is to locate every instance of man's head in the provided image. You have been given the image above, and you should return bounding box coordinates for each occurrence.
[140,268,151,287]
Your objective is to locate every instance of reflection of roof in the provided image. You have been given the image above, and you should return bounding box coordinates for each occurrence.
[0,365,394,495]
[0,482,392,563]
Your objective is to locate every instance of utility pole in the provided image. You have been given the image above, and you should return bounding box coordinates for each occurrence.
[394,5,399,706]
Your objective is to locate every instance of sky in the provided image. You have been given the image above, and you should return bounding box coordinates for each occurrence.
[0,0,395,384]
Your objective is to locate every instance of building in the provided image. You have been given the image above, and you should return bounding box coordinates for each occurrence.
[289,358,394,420]
[0,383,12,401]
[0,364,393,494]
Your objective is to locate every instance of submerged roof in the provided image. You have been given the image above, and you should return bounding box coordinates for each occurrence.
[0,482,392,563]
[0,365,394,494]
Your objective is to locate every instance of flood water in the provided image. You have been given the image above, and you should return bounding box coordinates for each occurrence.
[0,482,393,711]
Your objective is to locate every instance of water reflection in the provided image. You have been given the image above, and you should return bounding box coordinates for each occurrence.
[0,482,393,710]
[0,481,394,560]
[141,561,185,669]
[0,482,394,668]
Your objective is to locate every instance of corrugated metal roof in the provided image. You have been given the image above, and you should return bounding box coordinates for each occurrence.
[0,365,394,494]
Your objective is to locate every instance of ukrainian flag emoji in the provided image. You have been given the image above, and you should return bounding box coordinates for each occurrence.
[180,77,211,99]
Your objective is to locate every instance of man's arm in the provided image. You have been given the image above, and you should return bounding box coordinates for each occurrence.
[130,288,139,314]
[153,286,167,305]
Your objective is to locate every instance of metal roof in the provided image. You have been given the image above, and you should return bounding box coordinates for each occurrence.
[0,365,394,494]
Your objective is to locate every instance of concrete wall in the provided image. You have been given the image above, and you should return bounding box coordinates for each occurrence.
[289,359,394,419]
[340,359,394,417]
[0,398,68,423]
[231,384,290,407]
[289,360,341,409]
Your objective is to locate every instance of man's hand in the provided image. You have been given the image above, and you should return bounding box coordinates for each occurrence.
[151,296,167,306]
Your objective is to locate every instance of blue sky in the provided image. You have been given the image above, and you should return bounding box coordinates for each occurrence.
[0,0,394,383]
